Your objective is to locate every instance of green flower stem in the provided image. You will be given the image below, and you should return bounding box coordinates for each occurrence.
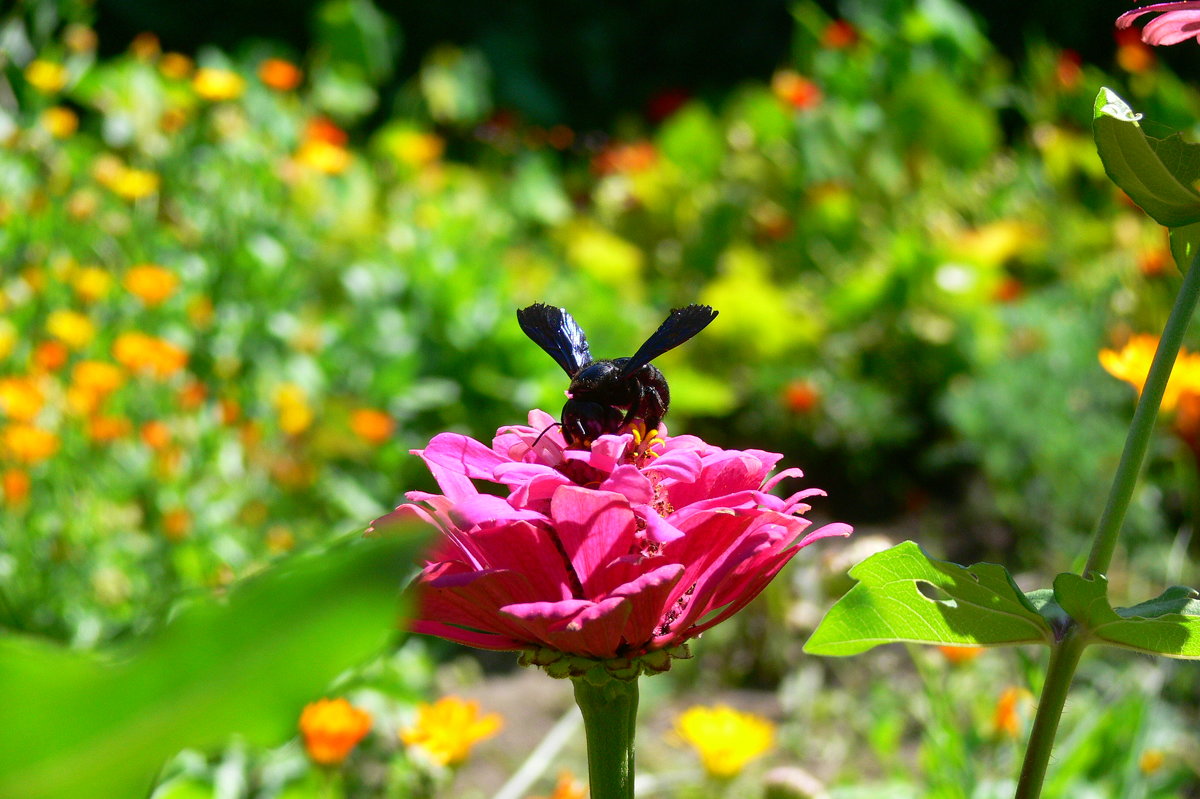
[1085,252,1200,578]
[1015,252,1200,799]
[572,675,639,799]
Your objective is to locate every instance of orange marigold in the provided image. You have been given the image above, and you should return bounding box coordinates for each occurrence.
[299,698,372,766]
[113,332,188,378]
[0,377,44,422]
[350,408,395,445]
[33,341,69,372]
[40,106,79,139]
[87,415,132,443]
[993,686,1032,738]
[259,58,303,91]
[2,468,31,506]
[124,264,179,306]
[1099,334,1200,412]
[937,645,984,665]
[3,424,59,464]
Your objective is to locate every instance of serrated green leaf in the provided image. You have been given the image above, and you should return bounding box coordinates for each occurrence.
[1093,87,1200,228]
[0,531,423,799]
[804,541,1053,656]
[1054,573,1200,659]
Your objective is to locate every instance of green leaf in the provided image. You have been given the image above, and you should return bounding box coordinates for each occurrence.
[804,541,1053,656]
[1054,573,1200,659]
[1170,221,1200,272]
[1093,87,1200,228]
[0,531,423,799]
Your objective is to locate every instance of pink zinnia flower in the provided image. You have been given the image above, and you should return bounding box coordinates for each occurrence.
[1117,2,1200,46]
[370,411,851,663]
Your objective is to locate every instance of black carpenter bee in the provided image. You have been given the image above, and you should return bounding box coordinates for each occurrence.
[517,302,718,448]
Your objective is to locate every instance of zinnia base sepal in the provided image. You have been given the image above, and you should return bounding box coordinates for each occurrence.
[519,643,691,681]
[572,673,639,799]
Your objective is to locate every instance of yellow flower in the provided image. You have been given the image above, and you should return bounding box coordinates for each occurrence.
[0,319,15,361]
[1140,748,1166,775]
[124,264,179,306]
[72,266,113,303]
[273,384,313,435]
[0,377,44,422]
[386,129,445,168]
[258,58,303,91]
[350,408,394,445]
[110,168,160,200]
[113,332,188,378]
[24,60,69,94]
[2,424,59,464]
[193,67,245,101]
[47,309,95,350]
[40,106,79,139]
[295,139,351,175]
[400,696,503,767]
[72,360,124,396]
[675,704,775,779]
[299,698,372,766]
[159,52,194,81]
[1099,334,1200,412]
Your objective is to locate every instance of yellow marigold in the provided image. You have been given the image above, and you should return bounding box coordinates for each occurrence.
[299,698,372,766]
[72,266,113,303]
[274,384,313,435]
[1140,748,1166,775]
[350,408,394,445]
[2,424,59,464]
[159,52,193,81]
[1099,334,1200,412]
[389,130,444,168]
[993,686,1032,738]
[47,309,95,350]
[124,264,179,306]
[113,332,188,378]
[675,704,775,779]
[72,360,124,396]
[259,58,303,91]
[24,60,69,94]
[0,377,43,422]
[400,696,503,768]
[193,67,245,101]
[110,167,160,201]
[295,139,351,175]
[2,468,30,506]
[40,106,79,139]
[0,319,16,361]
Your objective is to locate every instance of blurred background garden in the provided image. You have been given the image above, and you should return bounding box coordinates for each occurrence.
[4,0,1200,795]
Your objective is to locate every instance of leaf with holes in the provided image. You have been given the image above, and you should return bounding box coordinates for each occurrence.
[804,541,1054,656]
[1055,573,1200,658]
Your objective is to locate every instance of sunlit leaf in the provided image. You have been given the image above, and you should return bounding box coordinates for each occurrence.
[805,541,1053,656]
[1054,573,1200,659]
[0,531,422,799]
[1093,87,1200,229]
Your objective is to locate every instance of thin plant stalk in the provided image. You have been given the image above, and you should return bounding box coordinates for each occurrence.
[1014,252,1200,799]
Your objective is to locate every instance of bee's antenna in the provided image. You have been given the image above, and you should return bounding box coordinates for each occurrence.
[530,421,562,451]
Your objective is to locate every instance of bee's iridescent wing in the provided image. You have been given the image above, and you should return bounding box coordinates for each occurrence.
[517,303,593,377]
[621,304,718,377]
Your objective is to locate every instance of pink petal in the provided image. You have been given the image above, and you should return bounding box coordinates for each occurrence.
[550,486,638,592]
[633,505,685,544]
[422,432,507,480]
[761,466,805,492]
[1142,9,1200,44]
[501,597,632,657]
[643,449,703,482]
[448,494,545,530]
[600,464,653,504]
[607,563,685,646]
[410,620,527,651]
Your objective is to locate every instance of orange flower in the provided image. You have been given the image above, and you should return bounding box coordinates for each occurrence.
[0,377,44,422]
[401,696,503,767]
[24,60,69,93]
[592,141,656,176]
[1116,27,1156,73]
[87,415,132,443]
[178,380,206,410]
[529,771,587,799]
[141,420,171,450]
[113,332,188,378]
[993,686,1032,738]
[72,360,124,396]
[259,58,303,91]
[821,19,859,49]
[266,525,296,553]
[350,408,394,445]
[772,70,822,110]
[305,117,348,146]
[2,468,30,506]
[47,309,95,350]
[2,424,59,464]
[299,698,372,766]
[193,67,245,101]
[159,53,194,80]
[937,645,984,665]
[64,25,98,54]
[130,32,161,60]
[219,397,241,425]
[1055,50,1083,91]
[124,264,179,305]
[40,107,79,139]
[783,380,820,414]
[33,341,69,372]
[163,507,191,542]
